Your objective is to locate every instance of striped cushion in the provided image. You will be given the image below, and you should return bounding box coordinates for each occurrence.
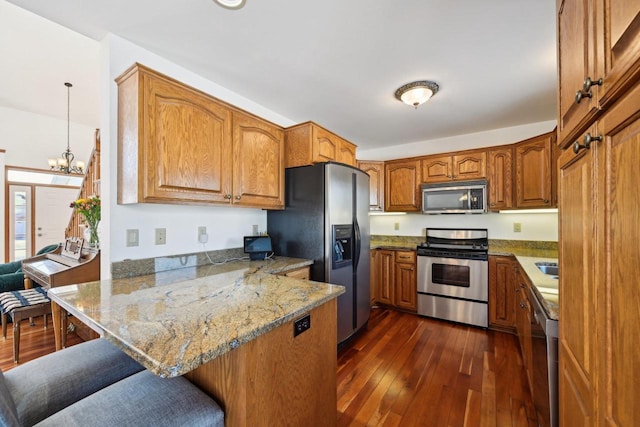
[0,287,50,314]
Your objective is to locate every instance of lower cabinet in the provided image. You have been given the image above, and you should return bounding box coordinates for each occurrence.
[515,267,534,396]
[488,255,517,332]
[372,249,416,312]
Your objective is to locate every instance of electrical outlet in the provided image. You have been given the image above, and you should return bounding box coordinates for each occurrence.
[513,222,522,232]
[293,314,311,337]
[394,222,400,231]
[197,226,208,243]
[155,228,167,245]
[252,224,259,235]
[126,229,139,247]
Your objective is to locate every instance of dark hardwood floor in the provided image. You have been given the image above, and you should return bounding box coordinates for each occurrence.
[337,308,537,427]
[2,308,536,427]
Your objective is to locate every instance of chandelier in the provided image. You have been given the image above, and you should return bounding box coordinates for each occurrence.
[48,82,84,174]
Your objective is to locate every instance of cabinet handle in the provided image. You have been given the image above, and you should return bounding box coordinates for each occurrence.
[520,302,526,309]
[520,283,526,288]
[399,255,411,259]
[575,77,602,104]
[543,199,549,203]
[235,195,241,200]
[225,194,232,199]
[582,77,603,92]
[573,133,603,153]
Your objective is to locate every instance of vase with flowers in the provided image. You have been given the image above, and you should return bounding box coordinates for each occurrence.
[70,195,101,247]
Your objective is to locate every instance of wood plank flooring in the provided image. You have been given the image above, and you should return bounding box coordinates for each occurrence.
[337,308,537,427]
[1,308,537,427]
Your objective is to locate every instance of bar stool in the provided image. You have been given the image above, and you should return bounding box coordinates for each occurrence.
[0,287,52,363]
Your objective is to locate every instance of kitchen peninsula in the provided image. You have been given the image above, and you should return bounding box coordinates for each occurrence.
[48,257,344,426]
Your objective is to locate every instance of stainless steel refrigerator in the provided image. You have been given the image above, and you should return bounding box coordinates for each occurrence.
[267,162,370,344]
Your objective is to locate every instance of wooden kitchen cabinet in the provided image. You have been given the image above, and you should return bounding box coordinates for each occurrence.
[357,161,385,211]
[421,150,486,183]
[394,251,417,312]
[374,249,395,306]
[514,133,554,208]
[231,112,284,209]
[284,121,357,168]
[487,146,513,210]
[488,255,517,332]
[558,124,597,426]
[372,249,417,312]
[556,0,640,148]
[116,63,284,209]
[384,159,421,212]
[515,267,533,396]
[277,266,311,280]
[557,77,640,426]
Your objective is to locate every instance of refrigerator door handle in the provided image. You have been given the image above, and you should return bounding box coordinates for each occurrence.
[353,219,361,269]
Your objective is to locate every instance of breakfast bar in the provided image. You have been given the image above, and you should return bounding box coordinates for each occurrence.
[47,257,344,426]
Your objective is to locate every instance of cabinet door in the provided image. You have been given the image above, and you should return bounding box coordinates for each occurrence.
[358,161,385,211]
[452,151,486,180]
[488,256,516,331]
[232,112,284,209]
[558,130,597,426]
[515,270,533,395]
[599,0,640,109]
[139,70,233,204]
[370,250,377,304]
[595,83,640,426]
[312,126,340,163]
[557,0,600,147]
[515,135,552,208]
[487,147,513,210]
[385,160,421,212]
[337,141,357,166]
[421,155,452,183]
[394,251,416,312]
[376,250,394,305]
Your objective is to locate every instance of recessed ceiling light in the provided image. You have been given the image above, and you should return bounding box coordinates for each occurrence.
[213,0,246,9]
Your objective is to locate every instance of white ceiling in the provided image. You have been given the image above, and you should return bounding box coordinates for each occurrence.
[3,0,557,151]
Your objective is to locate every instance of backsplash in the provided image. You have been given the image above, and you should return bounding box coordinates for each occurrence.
[112,247,245,279]
[371,235,558,258]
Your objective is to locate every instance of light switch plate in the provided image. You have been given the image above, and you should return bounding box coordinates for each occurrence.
[513,222,522,232]
[126,229,139,247]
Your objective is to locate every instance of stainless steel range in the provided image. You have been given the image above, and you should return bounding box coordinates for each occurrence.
[416,228,489,327]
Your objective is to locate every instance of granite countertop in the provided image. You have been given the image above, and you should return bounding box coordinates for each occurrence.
[48,257,344,378]
[515,256,559,321]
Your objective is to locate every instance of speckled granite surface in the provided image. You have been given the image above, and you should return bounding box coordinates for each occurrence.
[516,256,559,321]
[49,256,343,378]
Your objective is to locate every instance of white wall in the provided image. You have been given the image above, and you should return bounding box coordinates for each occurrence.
[358,120,557,161]
[370,211,558,242]
[100,34,298,277]
[0,106,95,169]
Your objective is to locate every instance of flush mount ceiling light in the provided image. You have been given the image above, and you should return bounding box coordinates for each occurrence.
[213,0,246,9]
[394,80,439,109]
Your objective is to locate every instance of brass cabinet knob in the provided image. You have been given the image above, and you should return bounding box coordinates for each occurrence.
[225,194,232,199]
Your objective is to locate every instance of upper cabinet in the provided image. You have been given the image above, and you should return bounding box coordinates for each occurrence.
[514,132,555,208]
[421,150,486,183]
[284,122,357,168]
[385,159,421,212]
[357,161,385,211]
[487,147,513,210]
[116,63,284,209]
[556,0,640,148]
[231,112,285,209]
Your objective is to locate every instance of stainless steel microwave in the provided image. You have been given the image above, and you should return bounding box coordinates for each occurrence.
[421,179,487,214]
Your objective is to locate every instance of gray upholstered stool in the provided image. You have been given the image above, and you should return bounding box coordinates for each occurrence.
[0,287,52,363]
[0,338,145,426]
[0,338,224,427]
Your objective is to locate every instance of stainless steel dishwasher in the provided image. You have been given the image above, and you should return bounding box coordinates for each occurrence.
[528,287,558,427]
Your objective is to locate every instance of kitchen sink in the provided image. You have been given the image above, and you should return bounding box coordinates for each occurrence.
[535,261,559,278]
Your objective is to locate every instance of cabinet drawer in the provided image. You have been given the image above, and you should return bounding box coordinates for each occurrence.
[394,251,416,264]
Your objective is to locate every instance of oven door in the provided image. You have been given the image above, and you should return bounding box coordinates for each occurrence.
[417,256,488,302]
